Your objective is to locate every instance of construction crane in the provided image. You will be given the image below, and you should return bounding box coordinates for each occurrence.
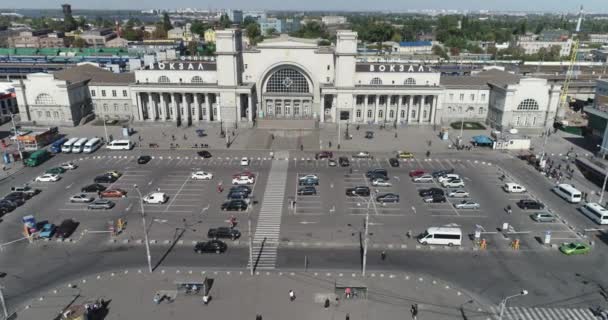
[557,5,584,121]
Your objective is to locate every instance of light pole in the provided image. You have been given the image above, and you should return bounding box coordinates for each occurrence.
[9,113,23,162]
[458,107,475,145]
[0,285,8,319]
[354,193,376,277]
[597,145,608,204]
[100,105,109,143]
[133,185,153,273]
[498,290,528,320]
[247,199,253,276]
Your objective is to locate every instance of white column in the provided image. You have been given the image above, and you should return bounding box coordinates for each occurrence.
[320,94,325,122]
[374,95,380,124]
[194,93,200,122]
[406,96,412,124]
[216,94,222,122]
[171,93,178,124]
[430,95,437,125]
[236,94,242,122]
[418,95,423,123]
[205,93,211,121]
[331,95,337,123]
[363,95,369,123]
[135,92,144,121]
[159,93,166,121]
[397,96,403,123]
[247,94,253,122]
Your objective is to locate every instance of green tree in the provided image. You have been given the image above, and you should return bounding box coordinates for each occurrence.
[162,12,172,32]
[72,37,87,48]
[432,45,449,60]
[151,23,167,39]
[202,42,216,55]
[219,14,231,28]
[187,41,199,56]
[243,16,257,27]
[245,22,262,45]
[265,27,277,37]
[190,20,210,37]
[390,33,402,42]
[292,21,329,39]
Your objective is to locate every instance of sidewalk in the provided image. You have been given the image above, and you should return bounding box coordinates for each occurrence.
[12,268,494,320]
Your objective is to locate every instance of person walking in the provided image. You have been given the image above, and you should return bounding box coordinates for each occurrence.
[289,290,296,302]
[381,251,387,261]
[411,304,419,320]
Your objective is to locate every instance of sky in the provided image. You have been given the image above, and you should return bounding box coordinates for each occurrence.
[1,0,605,13]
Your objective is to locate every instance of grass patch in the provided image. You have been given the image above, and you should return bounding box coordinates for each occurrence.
[450,121,486,130]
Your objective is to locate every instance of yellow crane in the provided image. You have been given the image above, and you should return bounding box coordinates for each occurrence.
[558,5,584,121]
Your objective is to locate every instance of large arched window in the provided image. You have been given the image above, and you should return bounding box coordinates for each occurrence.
[191,76,203,84]
[265,68,310,93]
[517,99,539,111]
[35,93,55,105]
[404,78,416,85]
[158,76,170,83]
[370,77,382,85]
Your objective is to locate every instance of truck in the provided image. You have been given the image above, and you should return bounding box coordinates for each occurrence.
[24,149,50,167]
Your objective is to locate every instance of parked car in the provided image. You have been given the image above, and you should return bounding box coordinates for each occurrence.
[81,184,106,193]
[10,185,40,197]
[366,169,387,178]
[55,219,79,239]
[437,174,460,183]
[298,178,319,186]
[0,200,16,213]
[70,193,95,203]
[232,176,255,185]
[353,151,371,158]
[397,151,414,159]
[99,189,127,198]
[376,193,400,203]
[143,192,168,204]
[432,169,455,178]
[207,227,241,240]
[454,201,480,209]
[137,155,152,164]
[230,185,252,195]
[88,199,115,210]
[368,172,388,181]
[94,175,117,184]
[197,150,212,158]
[423,195,447,203]
[227,191,250,201]
[60,162,78,170]
[191,171,213,180]
[240,157,250,166]
[504,183,526,193]
[442,179,465,188]
[297,186,317,195]
[447,190,470,198]
[339,157,350,167]
[517,199,544,210]
[419,188,444,197]
[559,242,590,255]
[346,186,370,197]
[221,200,248,211]
[389,158,400,167]
[530,212,556,222]
[45,167,66,174]
[39,223,56,238]
[105,170,122,178]
[372,179,392,187]
[299,174,319,181]
[233,171,256,179]
[315,151,333,159]
[3,194,25,207]
[413,174,434,183]
[7,190,31,200]
[328,158,337,167]
[35,174,60,182]
[194,240,227,254]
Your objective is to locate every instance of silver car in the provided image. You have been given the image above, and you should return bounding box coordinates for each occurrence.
[70,193,95,203]
[447,190,470,198]
[454,200,480,209]
[87,199,115,210]
[530,212,556,223]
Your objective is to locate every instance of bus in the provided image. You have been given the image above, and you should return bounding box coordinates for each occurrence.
[49,137,68,153]
[61,138,79,153]
[581,202,608,225]
[418,227,462,246]
[24,149,50,167]
[71,138,89,153]
[552,183,582,203]
[106,140,133,150]
[83,138,102,153]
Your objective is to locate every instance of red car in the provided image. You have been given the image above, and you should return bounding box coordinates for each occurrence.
[409,169,426,177]
[315,151,333,159]
[100,189,128,198]
[233,171,256,179]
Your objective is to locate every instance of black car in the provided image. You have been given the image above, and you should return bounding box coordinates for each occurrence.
[339,156,350,167]
[94,174,118,184]
[368,172,388,181]
[55,219,79,239]
[389,158,400,167]
[432,169,455,178]
[419,188,444,197]
[517,199,544,210]
[197,151,212,158]
[4,192,28,205]
[221,200,248,211]
[229,185,252,195]
[376,193,400,203]
[424,195,447,203]
[0,200,17,212]
[227,191,249,200]
[297,186,317,195]
[207,227,241,240]
[366,168,388,178]
[346,186,371,197]
[194,240,227,254]
[81,183,107,193]
[298,178,319,186]
[137,155,152,164]
[6,191,31,200]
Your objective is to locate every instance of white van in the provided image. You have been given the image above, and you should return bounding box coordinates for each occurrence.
[83,138,102,153]
[143,192,168,204]
[553,183,582,203]
[71,138,89,153]
[106,140,133,151]
[61,137,79,153]
[581,202,608,225]
[503,183,526,193]
[418,227,462,246]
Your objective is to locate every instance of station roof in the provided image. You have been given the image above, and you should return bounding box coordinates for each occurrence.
[53,64,134,85]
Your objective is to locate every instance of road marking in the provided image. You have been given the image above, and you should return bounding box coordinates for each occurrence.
[65,183,73,189]
[200,204,210,214]
[126,203,132,212]
[299,221,318,224]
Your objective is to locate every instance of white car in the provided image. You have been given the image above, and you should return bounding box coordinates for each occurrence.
[299,174,319,181]
[353,151,371,158]
[35,174,60,182]
[142,192,168,204]
[454,200,480,209]
[447,190,470,198]
[442,179,465,188]
[438,174,460,183]
[232,176,255,185]
[372,179,392,187]
[413,174,434,183]
[240,157,250,166]
[60,162,78,170]
[191,171,213,180]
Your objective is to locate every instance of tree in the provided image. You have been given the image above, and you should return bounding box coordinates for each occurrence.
[151,23,167,39]
[243,16,257,27]
[72,37,87,48]
[202,42,216,56]
[265,27,276,37]
[390,33,402,42]
[187,41,199,56]
[245,22,262,45]
[190,20,210,37]
[122,27,144,41]
[162,12,172,32]
[432,45,449,60]
[219,14,231,28]
[450,47,461,56]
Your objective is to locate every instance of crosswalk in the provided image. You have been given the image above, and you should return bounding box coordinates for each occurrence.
[488,306,597,320]
[248,154,289,270]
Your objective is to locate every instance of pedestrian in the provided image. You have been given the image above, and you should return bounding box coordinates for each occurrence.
[381,251,386,261]
[289,290,296,301]
[345,287,352,299]
[109,134,114,141]
[329,141,332,148]
[172,134,175,141]
[300,144,304,151]
[411,304,418,320]
[426,150,431,158]
[324,298,330,309]
[202,295,210,305]
[256,315,263,320]
[406,230,412,239]
[345,313,350,320]
[394,132,398,138]
[507,205,512,215]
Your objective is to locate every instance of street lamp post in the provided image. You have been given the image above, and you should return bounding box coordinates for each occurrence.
[498,290,528,320]
[9,113,23,162]
[597,145,608,204]
[0,285,8,319]
[354,193,376,277]
[100,105,109,143]
[134,185,153,273]
[247,201,254,276]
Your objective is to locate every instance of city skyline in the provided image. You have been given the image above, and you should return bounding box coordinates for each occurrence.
[0,0,605,13]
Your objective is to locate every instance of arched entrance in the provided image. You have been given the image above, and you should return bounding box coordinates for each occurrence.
[261,66,314,119]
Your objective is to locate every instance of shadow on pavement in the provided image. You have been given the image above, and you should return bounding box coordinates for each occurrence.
[152,228,186,272]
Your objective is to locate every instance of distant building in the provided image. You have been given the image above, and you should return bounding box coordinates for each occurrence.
[589,34,608,44]
[106,37,129,48]
[227,9,243,24]
[0,84,18,123]
[243,11,266,21]
[539,29,569,42]
[259,17,301,35]
[80,28,117,47]
[321,16,347,25]
[8,30,66,48]
[516,39,573,57]
[584,79,608,152]
[391,41,433,55]
[168,24,198,42]
[204,29,216,43]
